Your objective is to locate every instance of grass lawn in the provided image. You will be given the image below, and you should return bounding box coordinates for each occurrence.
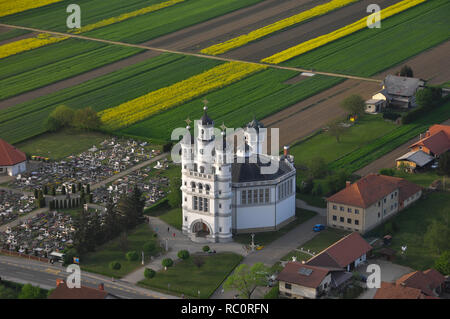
[366,191,450,270]
[14,129,110,160]
[281,250,314,263]
[296,193,327,208]
[300,228,351,255]
[233,208,317,246]
[138,252,243,298]
[145,200,183,230]
[393,170,450,190]
[80,223,161,278]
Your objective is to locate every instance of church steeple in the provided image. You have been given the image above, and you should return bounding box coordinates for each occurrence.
[200,99,213,126]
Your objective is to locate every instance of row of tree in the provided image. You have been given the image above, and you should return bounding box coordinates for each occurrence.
[72,186,145,256]
[45,105,102,132]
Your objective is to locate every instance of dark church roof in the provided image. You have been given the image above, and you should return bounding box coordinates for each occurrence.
[246,117,264,131]
[232,155,294,183]
[201,107,214,125]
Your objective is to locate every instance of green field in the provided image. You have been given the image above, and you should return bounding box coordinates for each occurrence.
[14,129,110,160]
[367,192,450,270]
[0,39,143,100]
[139,252,243,298]
[284,0,450,77]
[0,29,31,42]
[0,54,221,144]
[233,209,317,246]
[80,223,161,278]
[120,70,342,140]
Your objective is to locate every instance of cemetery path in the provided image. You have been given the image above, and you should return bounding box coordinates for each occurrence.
[296,199,326,216]
[0,207,48,232]
[91,152,169,191]
[121,216,248,285]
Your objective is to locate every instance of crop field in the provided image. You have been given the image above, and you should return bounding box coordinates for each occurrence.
[0,28,30,42]
[0,39,143,100]
[120,71,342,140]
[281,0,450,76]
[0,0,62,18]
[0,54,222,144]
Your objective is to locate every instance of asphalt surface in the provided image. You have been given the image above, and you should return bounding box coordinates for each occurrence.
[0,255,175,299]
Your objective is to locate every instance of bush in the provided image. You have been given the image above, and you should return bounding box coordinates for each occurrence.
[382,111,401,121]
[125,251,139,262]
[109,261,121,270]
[162,258,173,268]
[143,242,156,254]
[177,250,190,260]
[144,268,156,279]
[202,246,210,252]
[299,178,314,195]
[379,168,396,176]
[264,286,279,299]
[311,183,323,196]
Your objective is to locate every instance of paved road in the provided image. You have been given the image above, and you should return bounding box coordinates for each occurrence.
[0,255,175,299]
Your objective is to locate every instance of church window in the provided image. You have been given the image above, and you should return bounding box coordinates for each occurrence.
[200,166,205,173]
[194,164,197,172]
[199,198,203,211]
[219,204,222,208]
[219,227,222,232]
[185,217,187,222]
[193,196,198,210]
[198,183,203,193]
[259,189,264,203]
[184,197,187,202]
[265,189,270,203]
[200,149,204,155]
[191,182,196,191]
[204,198,208,212]
[253,189,258,204]
[248,190,252,204]
[242,191,247,205]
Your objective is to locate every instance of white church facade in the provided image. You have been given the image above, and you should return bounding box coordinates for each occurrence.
[179,106,296,243]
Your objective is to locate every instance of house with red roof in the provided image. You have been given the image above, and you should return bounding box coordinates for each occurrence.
[0,138,27,176]
[326,174,422,234]
[48,279,119,299]
[277,262,350,299]
[306,232,373,272]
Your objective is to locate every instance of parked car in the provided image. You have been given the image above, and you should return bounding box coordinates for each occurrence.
[313,224,326,232]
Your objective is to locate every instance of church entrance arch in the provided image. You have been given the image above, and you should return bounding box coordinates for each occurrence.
[191,220,211,237]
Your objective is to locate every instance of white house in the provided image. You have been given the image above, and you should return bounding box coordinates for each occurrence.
[179,106,296,243]
[0,138,27,176]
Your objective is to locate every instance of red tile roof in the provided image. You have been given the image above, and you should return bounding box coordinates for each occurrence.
[374,282,425,299]
[0,138,26,166]
[307,232,372,268]
[410,124,450,156]
[277,262,335,288]
[326,174,421,208]
[396,268,445,296]
[49,281,111,299]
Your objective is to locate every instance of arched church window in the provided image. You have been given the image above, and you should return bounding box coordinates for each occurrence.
[198,183,203,193]
[200,166,205,173]
[191,182,196,190]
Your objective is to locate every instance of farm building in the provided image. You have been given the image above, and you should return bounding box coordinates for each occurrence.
[326,174,422,234]
[180,106,296,243]
[396,150,435,172]
[365,75,426,113]
[0,138,27,176]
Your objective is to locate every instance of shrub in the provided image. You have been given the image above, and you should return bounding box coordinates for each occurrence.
[177,250,190,260]
[382,111,401,121]
[144,268,156,279]
[202,246,210,252]
[109,261,121,270]
[126,251,139,262]
[162,258,173,268]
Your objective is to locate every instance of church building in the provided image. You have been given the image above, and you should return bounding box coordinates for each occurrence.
[179,105,296,243]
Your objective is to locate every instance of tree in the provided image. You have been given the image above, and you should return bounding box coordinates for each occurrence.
[72,107,102,130]
[177,250,190,260]
[109,261,121,270]
[399,65,413,77]
[415,88,435,108]
[424,220,449,254]
[45,116,62,132]
[438,151,450,176]
[162,258,173,268]
[327,119,346,143]
[167,177,182,208]
[308,157,328,179]
[117,186,145,230]
[340,95,365,118]
[144,268,156,279]
[434,251,450,276]
[126,251,139,262]
[18,284,43,299]
[223,263,269,299]
[202,246,210,252]
[48,105,75,128]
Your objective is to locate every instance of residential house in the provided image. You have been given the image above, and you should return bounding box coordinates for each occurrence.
[0,138,27,176]
[306,232,372,272]
[48,279,119,299]
[326,174,422,234]
[277,262,351,299]
[365,75,425,113]
[374,282,433,299]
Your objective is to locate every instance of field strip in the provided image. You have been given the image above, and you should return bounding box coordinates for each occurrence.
[0,23,381,84]
[0,0,62,18]
[262,0,427,64]
[201,0,359,55]
[0,0,185,59]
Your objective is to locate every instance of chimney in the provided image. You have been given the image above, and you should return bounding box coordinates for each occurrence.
[98,283,104,291]
[346,181,351,188]
[283,145,289,157]
[56,279,65,287]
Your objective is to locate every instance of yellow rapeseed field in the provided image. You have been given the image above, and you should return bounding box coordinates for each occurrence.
[201,0,358,56]
[261,0,427,64]
[0,0,62,18]
[100,62,266,130]
[0,0,184,60]
[0,33,67,59]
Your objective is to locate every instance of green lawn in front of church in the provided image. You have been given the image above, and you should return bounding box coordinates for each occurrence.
[138,252,243,298]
